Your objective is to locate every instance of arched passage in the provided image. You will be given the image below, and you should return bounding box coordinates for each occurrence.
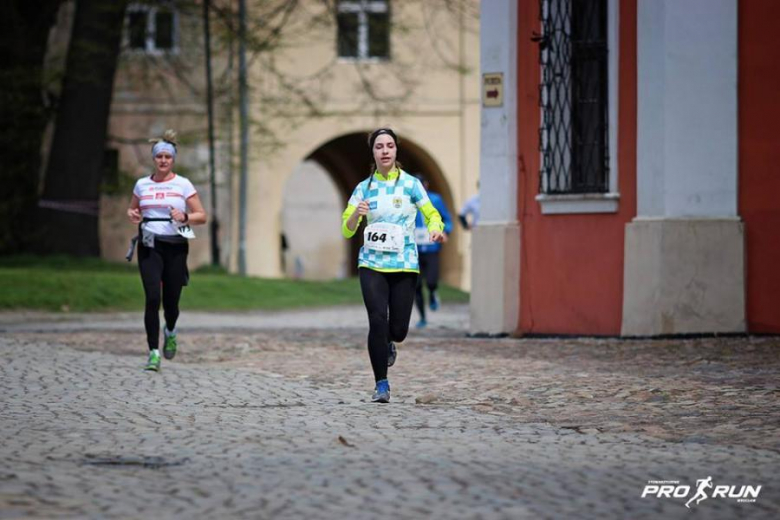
[281,131,461,284]
[280,161,347,279]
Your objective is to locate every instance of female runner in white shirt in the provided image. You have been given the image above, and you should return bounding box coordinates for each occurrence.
[126,130,207,371]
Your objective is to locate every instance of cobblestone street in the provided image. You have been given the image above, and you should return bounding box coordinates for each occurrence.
[1,306,778,519]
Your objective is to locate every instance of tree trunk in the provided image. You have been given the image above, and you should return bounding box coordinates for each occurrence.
[0,0,64,253]
[38,0,128,256]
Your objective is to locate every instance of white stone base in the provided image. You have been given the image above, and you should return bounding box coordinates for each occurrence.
[621,218,745,336]
[469,222,521,335]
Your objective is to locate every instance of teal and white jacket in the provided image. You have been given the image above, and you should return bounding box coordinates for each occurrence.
[342,168,444,273]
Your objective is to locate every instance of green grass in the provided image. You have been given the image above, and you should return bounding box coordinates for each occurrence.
[0,255,469,312]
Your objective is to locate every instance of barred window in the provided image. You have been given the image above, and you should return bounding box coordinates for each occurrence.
[539,0,609,194]
[337,0,390,60]
[125,3,178,54]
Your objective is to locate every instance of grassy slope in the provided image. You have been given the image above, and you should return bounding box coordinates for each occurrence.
[0,256,469,312]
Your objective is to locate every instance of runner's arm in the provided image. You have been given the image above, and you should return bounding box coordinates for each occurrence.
[342,204,362,238]
[435,198,453,235]
[127,195,142,224]
[180,193,207,225]
[420,201,444,234]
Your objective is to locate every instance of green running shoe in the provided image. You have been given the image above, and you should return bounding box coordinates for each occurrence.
[163,328,177,360]
[145,350,161,371]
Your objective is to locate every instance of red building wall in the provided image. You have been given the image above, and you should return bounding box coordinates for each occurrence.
[739,0,780,333]
[516,0,637,335]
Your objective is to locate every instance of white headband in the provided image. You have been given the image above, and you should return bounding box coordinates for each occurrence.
[152,141,177,159]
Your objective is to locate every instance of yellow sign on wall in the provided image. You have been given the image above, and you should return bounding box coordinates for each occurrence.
[482,73,504,107]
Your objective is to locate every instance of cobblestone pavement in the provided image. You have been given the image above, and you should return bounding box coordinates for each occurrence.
[1,305,779,519]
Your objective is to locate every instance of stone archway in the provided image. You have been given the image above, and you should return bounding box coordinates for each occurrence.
[280,161,347,280]
[286,132,461,285]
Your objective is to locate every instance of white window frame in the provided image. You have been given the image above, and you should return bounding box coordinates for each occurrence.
[337,0,390,61]
[536,0,619,215]
[125,3,180,56]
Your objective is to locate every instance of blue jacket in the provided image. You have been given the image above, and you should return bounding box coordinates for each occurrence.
[415,192,452,253]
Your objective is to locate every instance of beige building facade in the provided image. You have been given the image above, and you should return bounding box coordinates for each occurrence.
[236,1,481,289]
[88,1,480,289]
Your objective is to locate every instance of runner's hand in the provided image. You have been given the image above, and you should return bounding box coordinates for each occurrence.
[430,230,445,243]
[356,200,370,216]
[127,208,142,224]
[170,208,187,223]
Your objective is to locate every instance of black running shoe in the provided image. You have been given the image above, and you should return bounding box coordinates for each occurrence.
[387,341,397,367]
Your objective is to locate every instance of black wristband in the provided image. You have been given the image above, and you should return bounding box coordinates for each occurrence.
[183,213,189,223]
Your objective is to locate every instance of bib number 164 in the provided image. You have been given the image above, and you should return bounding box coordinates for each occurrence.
[363,222,403,253]
[367,232,387,243]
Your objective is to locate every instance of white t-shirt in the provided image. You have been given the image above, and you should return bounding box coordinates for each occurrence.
[133,174,197,236]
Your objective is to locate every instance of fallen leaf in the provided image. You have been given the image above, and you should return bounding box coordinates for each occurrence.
[338,435,355,448]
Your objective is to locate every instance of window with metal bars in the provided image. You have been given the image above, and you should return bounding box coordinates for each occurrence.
[337,0,390,60]
[125,3,178,54]
[538,0,609,194]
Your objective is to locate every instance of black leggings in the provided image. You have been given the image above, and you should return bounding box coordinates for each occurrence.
[415,252,440,320]
[359,268,417,382]
[138,240,189,350]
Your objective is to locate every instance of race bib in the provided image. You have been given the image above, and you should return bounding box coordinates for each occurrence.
[414,227,432,246]
[176,224,196,240]
[364,223,404,253]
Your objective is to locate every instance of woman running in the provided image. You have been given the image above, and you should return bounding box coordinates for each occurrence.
[126,130,207,371]
[342,128,445,402]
